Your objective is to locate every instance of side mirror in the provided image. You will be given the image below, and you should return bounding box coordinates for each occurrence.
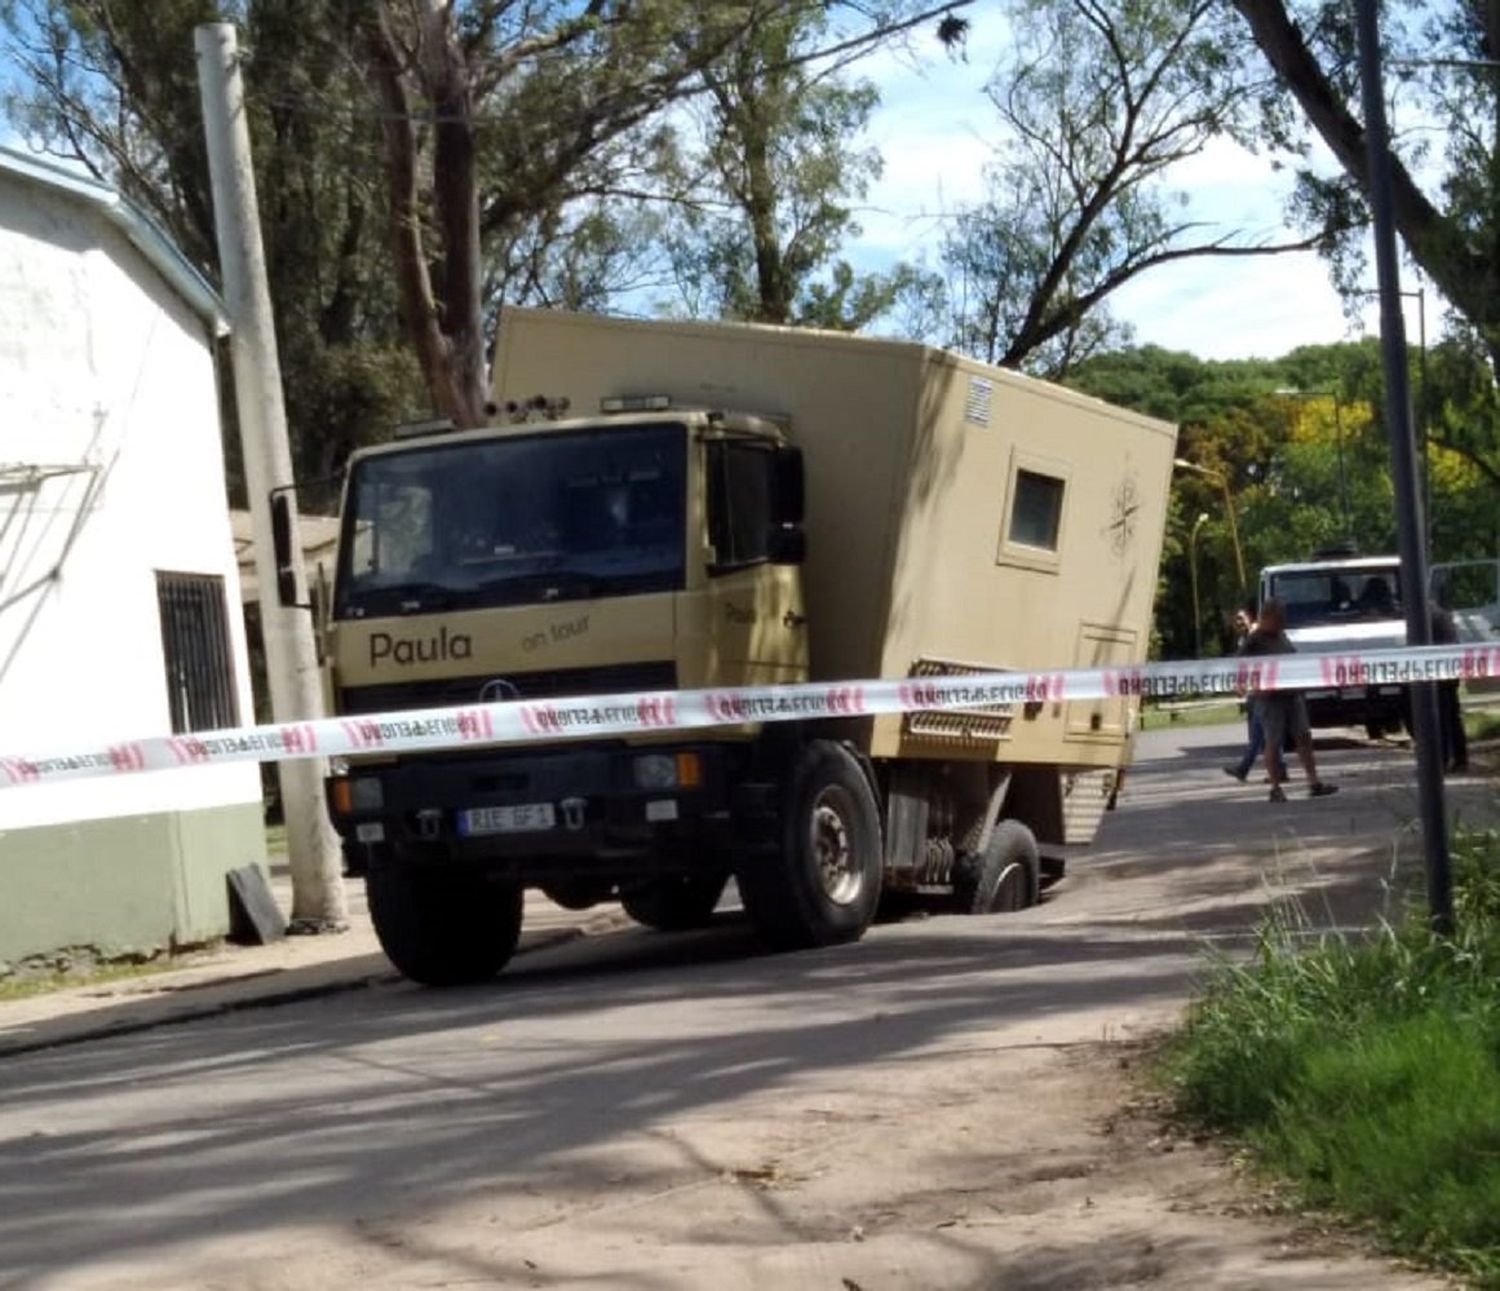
[270,492,301,608]
[768,526,807,567]
[773,446,805,527]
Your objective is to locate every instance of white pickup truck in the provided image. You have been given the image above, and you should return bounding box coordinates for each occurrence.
[1260,553,1500,738]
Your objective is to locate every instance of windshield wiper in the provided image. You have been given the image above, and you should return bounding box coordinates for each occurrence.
[476,568,612,602]
[359,581,465,614]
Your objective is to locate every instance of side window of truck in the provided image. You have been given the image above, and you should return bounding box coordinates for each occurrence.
[1009,469,1065,551]
[707,441,774,570]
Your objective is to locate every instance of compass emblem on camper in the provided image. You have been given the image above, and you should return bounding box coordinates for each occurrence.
[1106,474,1140,557]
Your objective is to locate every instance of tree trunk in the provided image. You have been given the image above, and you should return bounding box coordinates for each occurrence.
[1231,0,1500,373]
[362,3,488,428]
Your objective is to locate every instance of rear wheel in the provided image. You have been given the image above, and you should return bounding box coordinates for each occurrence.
[954,820,1040,915]
[736,741,883,950]
[622,873,727,931]
[368,845,523,986]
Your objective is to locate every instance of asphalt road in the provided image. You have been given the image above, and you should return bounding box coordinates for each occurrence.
[0,724,1490,1291]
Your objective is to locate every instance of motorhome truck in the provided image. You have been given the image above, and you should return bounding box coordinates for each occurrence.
[302,309,1177,984]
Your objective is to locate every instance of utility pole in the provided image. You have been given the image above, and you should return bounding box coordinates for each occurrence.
[1356,0,1453,935]
[196,23,347,932]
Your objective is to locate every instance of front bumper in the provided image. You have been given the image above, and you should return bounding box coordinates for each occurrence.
[1302,684,1407,729]
[327,741,740,874]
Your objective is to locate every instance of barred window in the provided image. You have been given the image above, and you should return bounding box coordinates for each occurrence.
[156,571,240,734]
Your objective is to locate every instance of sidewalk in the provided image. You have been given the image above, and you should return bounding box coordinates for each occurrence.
[0,866,628,1059]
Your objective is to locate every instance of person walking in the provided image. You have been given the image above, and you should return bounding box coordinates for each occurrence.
[1223,606,1288,783]
[1240,598,1338,802]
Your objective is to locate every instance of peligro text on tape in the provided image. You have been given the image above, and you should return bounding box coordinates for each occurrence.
[1,643,1495,791]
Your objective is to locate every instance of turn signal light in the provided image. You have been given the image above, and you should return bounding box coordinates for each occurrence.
[675,752,702,788]
[329,777,353,816]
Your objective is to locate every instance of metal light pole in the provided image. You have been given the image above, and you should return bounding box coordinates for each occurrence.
[1358,286,1429,555]
[1173,458,1247,593]
[1188,511,1210,658]
[1356,0,1453,935]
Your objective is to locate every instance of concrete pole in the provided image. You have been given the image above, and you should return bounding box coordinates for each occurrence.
[195,23,347,931]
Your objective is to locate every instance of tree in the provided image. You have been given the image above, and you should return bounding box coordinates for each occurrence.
[658,3,912,328]
[935,0,1319,377]
[360,1,973,427]
[1229,2,1500,378]
[1,0,424,489]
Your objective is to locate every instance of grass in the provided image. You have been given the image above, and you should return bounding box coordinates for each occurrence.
[1139,700,1242,730]
[1466,706,1500,743]
[1162,828,1500,1285]
[0,955,183,1002]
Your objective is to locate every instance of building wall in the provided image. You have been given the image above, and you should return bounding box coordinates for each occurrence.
[0,179,264,964]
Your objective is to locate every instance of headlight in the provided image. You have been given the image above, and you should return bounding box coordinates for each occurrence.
[350,777,384,811]
[632,755,677,790]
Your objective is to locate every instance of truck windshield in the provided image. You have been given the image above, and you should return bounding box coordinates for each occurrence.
[1269,567,1403,628]
[334,423,687,618]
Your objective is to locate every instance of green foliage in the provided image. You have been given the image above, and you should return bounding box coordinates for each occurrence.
[1164,829,1500,1285]
[2,0,420,491]
[1068,337,1500,659]
[656,4,910,329]
[1231,2,1500,384]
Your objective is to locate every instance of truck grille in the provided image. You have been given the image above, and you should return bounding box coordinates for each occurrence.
[339,661,678,715]
[902,657,1015,744]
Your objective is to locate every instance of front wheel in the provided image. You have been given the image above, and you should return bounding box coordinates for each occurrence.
[736,741,883,951]
[622,873,727,931]
[954,820,1039,915]
[368,845,523,986]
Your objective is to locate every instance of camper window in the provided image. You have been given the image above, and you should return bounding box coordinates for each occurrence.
[707,440,775,570]
[1009,469,1065,551]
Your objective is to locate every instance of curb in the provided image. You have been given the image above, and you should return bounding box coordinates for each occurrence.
[0,911,631,1061]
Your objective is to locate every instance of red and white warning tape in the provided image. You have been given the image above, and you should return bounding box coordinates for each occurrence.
[2,644,1495,790]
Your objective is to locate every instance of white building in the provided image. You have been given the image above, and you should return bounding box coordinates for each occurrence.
[0,147,264,967]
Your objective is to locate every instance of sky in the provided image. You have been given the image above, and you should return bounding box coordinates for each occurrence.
[846,15,1432,363]
[0,8,1437,365]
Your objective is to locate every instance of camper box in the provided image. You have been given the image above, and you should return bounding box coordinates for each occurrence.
[492,307,1178,772]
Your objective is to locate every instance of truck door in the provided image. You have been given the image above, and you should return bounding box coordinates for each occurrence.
[703,436,809,685]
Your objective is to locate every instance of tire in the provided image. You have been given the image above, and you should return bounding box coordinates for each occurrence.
[1366,721,1386,742]
[367,845,523,986]
[736,741,883,951]
[954,820,1040,915]
[621,873,727,931]
[540,877,614,911]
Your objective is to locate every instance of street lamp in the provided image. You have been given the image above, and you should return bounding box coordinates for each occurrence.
[1188,510,1210,659]
[1172,458,1246,592]
[1276,386,1353,544]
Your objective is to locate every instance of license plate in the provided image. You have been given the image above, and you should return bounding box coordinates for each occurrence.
[458,803,555,837]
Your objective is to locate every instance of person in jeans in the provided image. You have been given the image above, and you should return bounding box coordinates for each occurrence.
[1240,598,1338,802]
[1224,606,1288,783]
